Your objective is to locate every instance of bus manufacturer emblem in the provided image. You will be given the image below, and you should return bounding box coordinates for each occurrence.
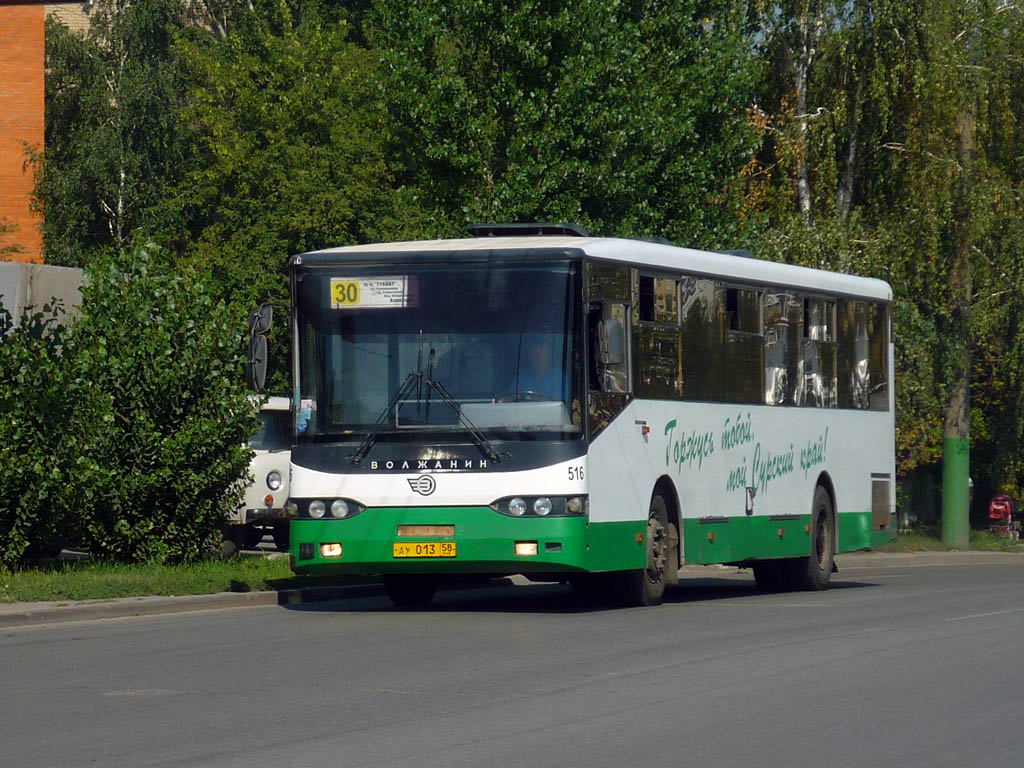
[408,475,437,496]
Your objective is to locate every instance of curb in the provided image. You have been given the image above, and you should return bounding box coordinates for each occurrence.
[0,583,388,629]
[2,550,1021,629]
[833,549,1024,568]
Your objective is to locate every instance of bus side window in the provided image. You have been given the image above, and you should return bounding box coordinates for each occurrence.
[588,302,629,393]
[867,302,889,411]
[837,299,870,409]
[723,286,763,403]
[802,297,837,408]
[679,277,720,401]
[763,291,803,406]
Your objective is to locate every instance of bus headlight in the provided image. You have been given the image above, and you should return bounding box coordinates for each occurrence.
[297,498,365,520]
[266,471,283,491]
[490,496,588,518]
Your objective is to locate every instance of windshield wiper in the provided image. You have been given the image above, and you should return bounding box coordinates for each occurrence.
[352,332,429,466]
[351,370,422,466]
[426,376,501,464]
[351,337,501,466]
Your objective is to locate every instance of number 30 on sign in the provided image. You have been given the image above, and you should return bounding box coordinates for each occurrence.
[331,280,360,306]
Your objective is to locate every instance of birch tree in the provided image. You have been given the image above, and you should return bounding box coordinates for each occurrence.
[33,0,189,266]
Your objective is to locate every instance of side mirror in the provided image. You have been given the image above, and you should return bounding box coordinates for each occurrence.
[598,318,625,365]
[247,335,268,391]
[247,303,273,391]
[249,304,273,336]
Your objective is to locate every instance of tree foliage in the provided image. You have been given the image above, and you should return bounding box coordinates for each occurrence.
[33,0,190,267]
[30,0,1024,523]
[369,0,758,245]
[164,6,418,317]
[746,0,1024,496]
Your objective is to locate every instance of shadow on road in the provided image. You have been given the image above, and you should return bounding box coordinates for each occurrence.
[282,573,881,616]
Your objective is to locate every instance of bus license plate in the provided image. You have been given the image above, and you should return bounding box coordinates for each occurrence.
[393,541,457,558]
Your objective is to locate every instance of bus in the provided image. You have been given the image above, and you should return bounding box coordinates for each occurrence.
[282,223,895,607]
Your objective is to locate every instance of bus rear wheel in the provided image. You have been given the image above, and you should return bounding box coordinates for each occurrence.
[616,492,670,606]
[785,485,835,591]
[384,575,438,608]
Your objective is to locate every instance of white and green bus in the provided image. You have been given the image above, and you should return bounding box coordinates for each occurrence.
[284,224,895,606]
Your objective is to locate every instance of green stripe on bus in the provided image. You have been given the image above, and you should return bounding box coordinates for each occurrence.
[582,520,647,572]
[291,509,890,576]
[680,511,880,565]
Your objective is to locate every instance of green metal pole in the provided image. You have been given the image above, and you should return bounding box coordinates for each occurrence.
[941,437,970,548]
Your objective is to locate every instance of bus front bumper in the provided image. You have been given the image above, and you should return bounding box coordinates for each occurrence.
[289,506,591,576]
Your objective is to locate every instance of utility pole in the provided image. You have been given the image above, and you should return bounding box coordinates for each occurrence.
[941,35,977,548]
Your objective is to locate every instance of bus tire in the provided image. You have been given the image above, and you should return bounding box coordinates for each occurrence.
[384,575,438,608]
[786,485,835,591]
[617,493,670,606]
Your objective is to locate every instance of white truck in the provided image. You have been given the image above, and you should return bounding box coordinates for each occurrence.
[225,395,292,555]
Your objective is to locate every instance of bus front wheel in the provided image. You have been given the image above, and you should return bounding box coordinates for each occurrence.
[616,492,671,606]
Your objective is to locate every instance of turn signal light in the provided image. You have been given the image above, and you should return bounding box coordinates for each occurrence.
[514,541,538,556]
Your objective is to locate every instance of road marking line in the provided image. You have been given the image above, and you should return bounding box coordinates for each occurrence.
[946,607,1024,622]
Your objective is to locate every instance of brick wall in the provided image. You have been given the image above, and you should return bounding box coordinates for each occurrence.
[0,2,45,263]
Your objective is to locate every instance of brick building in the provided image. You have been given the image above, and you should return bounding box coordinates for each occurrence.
[0,1,90,263]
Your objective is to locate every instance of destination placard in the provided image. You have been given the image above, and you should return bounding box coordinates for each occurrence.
[330,277,411,309]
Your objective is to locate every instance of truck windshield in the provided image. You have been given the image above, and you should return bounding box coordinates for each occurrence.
[249,409,291,451]
[294,260,581,441]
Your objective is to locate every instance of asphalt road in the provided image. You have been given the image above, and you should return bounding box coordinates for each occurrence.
[4,557,1024,768]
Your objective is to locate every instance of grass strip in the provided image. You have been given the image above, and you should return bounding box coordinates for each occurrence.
[0,555,374,604]
[881,526,1023,553]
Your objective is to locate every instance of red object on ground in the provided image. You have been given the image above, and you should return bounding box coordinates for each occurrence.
[988,494,1014,522]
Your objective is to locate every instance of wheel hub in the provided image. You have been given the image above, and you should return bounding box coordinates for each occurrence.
[646,517,668,581]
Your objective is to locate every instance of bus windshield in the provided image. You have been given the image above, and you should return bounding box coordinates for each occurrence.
[294,260,581,441]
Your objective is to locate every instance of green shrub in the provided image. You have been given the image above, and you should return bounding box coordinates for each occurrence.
[0,242,260,566]
[66,242,260,563]
[0,302,105,566]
